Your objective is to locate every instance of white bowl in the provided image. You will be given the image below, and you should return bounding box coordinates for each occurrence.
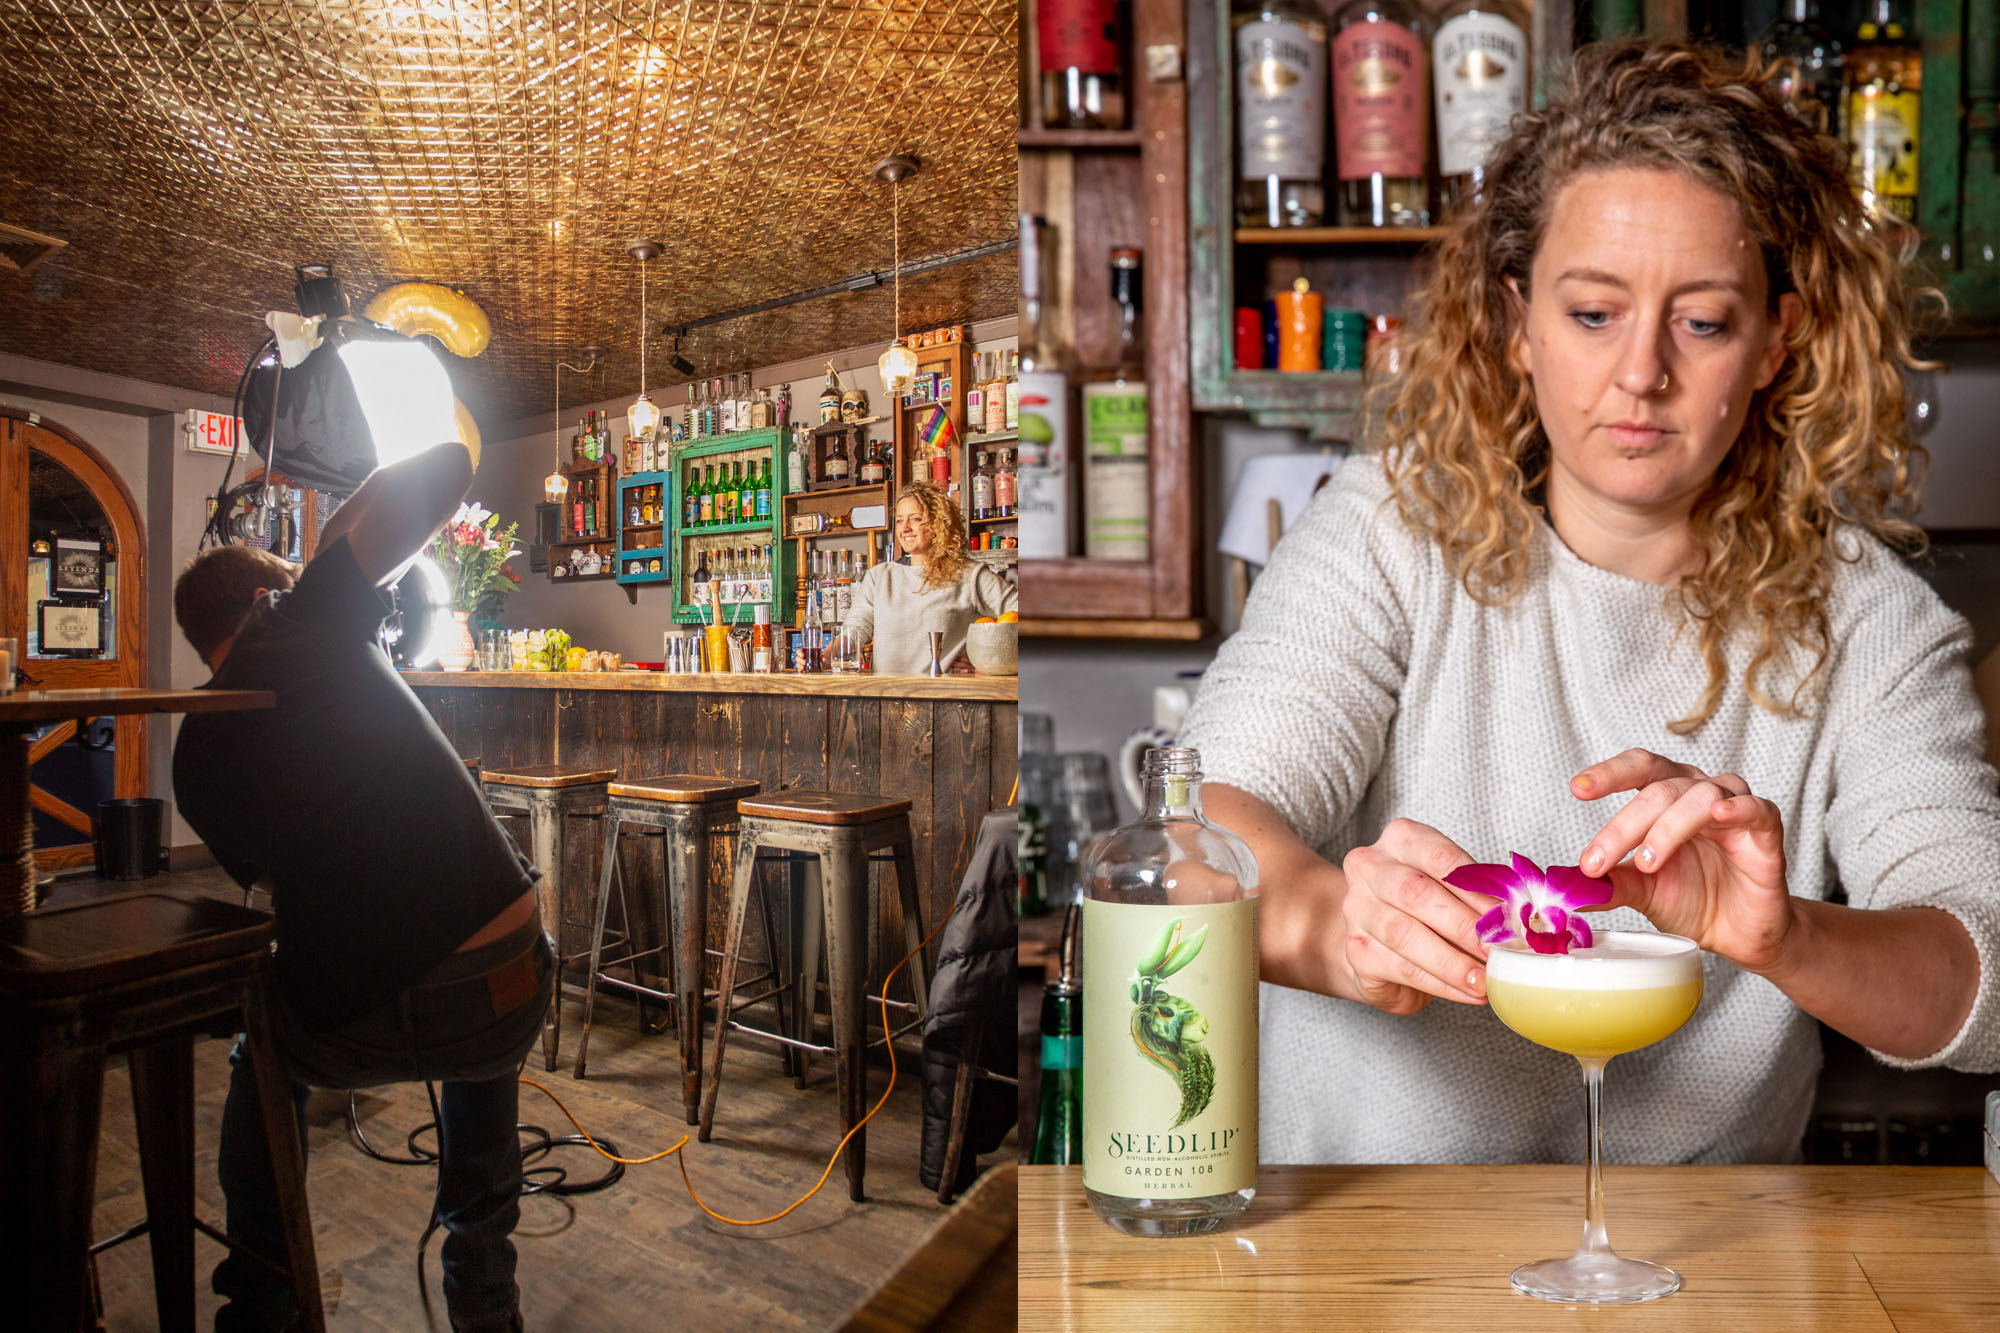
[963,622,1018,675]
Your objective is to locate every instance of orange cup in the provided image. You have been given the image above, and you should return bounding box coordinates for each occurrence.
[702,625,733,673]
[1276,278,1323,372]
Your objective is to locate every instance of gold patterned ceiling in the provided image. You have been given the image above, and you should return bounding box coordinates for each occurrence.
[0,0,1019,425]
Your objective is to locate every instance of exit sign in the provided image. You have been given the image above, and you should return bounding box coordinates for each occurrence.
[183,408,247,457]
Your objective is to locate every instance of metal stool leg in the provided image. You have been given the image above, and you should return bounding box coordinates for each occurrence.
[128,1035,197,1332]
[757,854,797,1082]
[698,829,760,1142]
[573,810,624,1079]
[825,832,872,1201]
[666,808,709,1124]
[794,851,826,1090]
[526,791,565,1072]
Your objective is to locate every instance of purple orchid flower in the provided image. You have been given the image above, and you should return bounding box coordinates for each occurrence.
[1444,852,1613,955]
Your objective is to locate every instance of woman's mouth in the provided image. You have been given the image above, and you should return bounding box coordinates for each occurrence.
[1605,421,1670,447]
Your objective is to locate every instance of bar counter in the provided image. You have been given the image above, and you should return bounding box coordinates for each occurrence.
[1022,1163,2000,1330]
[403,670,1017,992]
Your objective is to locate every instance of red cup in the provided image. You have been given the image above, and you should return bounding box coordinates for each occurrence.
[1235,308,1263,369]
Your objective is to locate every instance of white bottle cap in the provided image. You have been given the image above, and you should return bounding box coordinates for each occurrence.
[753,604,772,625]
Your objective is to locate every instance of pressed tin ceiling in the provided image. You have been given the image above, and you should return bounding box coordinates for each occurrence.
[0,0,1019,427]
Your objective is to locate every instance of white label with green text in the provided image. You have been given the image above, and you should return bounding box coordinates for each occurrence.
[1082,898,1259,1198]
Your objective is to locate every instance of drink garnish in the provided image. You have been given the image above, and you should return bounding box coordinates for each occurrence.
[1445,852,1611,954]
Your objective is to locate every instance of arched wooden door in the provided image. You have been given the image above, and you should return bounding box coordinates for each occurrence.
[0,410,149,871]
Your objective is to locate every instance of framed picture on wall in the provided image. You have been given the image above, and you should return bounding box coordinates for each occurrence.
[37,599,103,658]
[53,536,104,598]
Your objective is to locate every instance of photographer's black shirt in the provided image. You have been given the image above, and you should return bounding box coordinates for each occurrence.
[174,536,536,1033]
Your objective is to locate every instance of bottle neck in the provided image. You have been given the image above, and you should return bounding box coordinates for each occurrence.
[1143,771,1203,819]
[1781,0,1815,21]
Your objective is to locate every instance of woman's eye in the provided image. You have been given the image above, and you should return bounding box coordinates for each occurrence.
[1570,310,1611,330]
[1685,318,1727,338]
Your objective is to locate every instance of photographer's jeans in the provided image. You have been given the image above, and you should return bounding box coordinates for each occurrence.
[214,914,554,1332]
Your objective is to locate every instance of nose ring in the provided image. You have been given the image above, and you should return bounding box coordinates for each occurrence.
[1655,371,1671,394]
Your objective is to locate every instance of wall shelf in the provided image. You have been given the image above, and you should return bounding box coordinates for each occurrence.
[1234,226,1447,246]
[1021,616,1207,641]
[1017,128,1142,151]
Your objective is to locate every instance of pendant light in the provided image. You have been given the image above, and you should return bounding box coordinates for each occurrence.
[874,156,920,393]
[626,238,663,437]
[547,346,603,502]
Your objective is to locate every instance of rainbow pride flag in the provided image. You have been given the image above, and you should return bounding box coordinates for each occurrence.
[919,404,955,450]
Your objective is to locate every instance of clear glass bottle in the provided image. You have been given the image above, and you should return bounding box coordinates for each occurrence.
[1234,3,1328,228]
[1844,0,1921,223]
[995,447,1018,517]
[1762,0,1843,138]
[1082,246,1149,561]
[971,449,996,519]
[1082,747,1260,1237]
[1431,0,1529,214]
[1039,0,1126,130]
[1329,0,1431,228]
[1017,217,1071,559]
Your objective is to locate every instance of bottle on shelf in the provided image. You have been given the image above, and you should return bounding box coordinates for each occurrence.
[819,363,843,424]
[1083,246,1149,562]
[1005,351,1020,430]
[834,549,856,623]
[1761,0,1842,136]
[756,457,773,518]
[818,552,842,629]
[995,448,1018,518]
[628,491,642,528]
[1432,0,1529,214]
[1017,216,1073,560]
[972,449,997,520]
[694,465,712,526]
[1845,0,1920,223]
[929,433,953,490]
[1029,911,1082,1165]
[825,431,852,486]
[984,353,1010,434]
[776,381,792,431]
[1234,2,1328,228]
[860,437,886,485]
[788,428,809,492]
[691,546,712,610]
[1329,0,1431,228]
[750,603,774,673]
[967,355,988,427]
[1038,0,1126,130]
[720,377,738,435]
[1082,746,1261,1235]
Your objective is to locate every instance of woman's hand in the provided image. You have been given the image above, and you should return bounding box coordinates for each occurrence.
[1338,818,1492,1014]
[1570,749,1797,974]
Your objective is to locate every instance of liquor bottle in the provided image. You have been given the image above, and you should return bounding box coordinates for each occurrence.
[1330,0,1431,228]
[819,363,843,424]
[569,416,584,465]
[1017,217,1072,559]
[717,549,734,605]
[691,546,712,610]
[628,491,642,529]
[751,384,770,430]
[984,355,1009,434]
[834,550,855,623]
[684,385,699,441]
[571,478,584,538]
[1234,3,1328,228]
[684,468,701,528]
[1005,351,1020,430]
[967,355,987,427]
[825,431,852,485]
[1762,0,1843,137]
[759,545,775,602]
[1431,0,1529,213]
[1039,0,1126,130]
[971,449,996,519]
[1845,0,1920,223]
[859,437,885,486]
[1082,747,1260,1236]
[929,434,953,490]
[721,376,738,435]
[995,448,1018,518]
[1082,247,1149,561]
[1029,913,1082,1165]
[776,381,792,430]
[757,457,773,518]
[696,465,713,527]
[788,429,808,493]
[820,552,842,628]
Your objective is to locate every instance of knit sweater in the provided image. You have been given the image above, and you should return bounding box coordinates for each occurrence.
[841,559,1016,676]
[1177,454,2000,1166]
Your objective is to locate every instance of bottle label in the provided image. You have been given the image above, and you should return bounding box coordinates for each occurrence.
[995,467,1018,508]
[1848,87,1919,219]
[1039,0,1118,74]
[1017,369,1070,559]
[1433,13,1527,179]
[1042,1033,1081,1070]
[1332,20,1427,180]
[1082,899,1259,1199]
[1236,16,1326,183]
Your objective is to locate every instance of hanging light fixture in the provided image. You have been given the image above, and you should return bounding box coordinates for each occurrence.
[625,238,663,437]
[547,346,603,502]
[874,155,920,393]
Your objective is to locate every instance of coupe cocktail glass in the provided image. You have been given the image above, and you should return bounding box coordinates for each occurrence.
[1484,930,1703,1304]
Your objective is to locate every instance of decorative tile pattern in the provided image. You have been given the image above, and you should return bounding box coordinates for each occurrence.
[0,0,1019,422]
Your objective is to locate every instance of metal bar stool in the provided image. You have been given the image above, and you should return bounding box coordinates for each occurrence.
[0,889,322,1331]
[698,790,934,1201]
[573,774,760,1122]
[479,763,615,1072]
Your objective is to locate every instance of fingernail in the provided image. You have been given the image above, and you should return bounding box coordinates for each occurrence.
[1636,844,1655,867]
[1582,847,1604,874]
[1573,775,1592,794]
[1467,967,1485,995]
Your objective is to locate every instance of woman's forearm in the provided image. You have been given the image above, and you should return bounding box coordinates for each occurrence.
[1203,784,1355,1000]
[1759,900,1980,1060]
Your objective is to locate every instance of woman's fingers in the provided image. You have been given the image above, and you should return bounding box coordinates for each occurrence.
[1571,749,1749,802]
[1580,776,1744,874]
[1342,839,1489,1007]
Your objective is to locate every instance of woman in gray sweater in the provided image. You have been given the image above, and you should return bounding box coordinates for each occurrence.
[1177,40,1999,1166]
[842,482,1015,674]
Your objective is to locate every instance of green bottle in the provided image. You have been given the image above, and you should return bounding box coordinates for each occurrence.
[697,465,714,527]
[756,457,773,519]
[1030,906,1082,1166]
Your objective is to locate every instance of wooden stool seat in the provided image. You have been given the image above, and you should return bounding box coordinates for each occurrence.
[610,775,761,804]
[736,790,912,825]
[0,890,322,1330]
[462,755,480,770]
[481,763,618,789]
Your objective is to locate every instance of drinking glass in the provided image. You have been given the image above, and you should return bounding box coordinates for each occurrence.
[1020,711,1056,755]
[1052,752,1119,906]
[1484,931,1704,1304]
[828,630,862,674]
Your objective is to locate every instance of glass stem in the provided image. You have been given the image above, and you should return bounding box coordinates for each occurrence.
[1575,1056,1614,1260]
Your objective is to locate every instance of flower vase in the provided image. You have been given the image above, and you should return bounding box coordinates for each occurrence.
[439,611,476,672]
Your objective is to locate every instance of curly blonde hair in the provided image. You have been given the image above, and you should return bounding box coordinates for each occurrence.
[898,481,972,590]
[1381,39,1934,734]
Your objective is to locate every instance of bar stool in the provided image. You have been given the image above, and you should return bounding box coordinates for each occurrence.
[479,763,615,1071]
[699,790,933,1201]
[573,775,760,1120]
[0,890,322,1331]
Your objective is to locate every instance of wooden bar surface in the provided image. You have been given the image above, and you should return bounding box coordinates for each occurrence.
[399,669,1015,702]
[408,678,1017,999]
[1022,1164,2000,1331]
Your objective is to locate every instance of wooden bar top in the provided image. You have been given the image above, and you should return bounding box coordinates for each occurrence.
[1022,1163,2000,1330]
[0,686,274,725]
[400,669,1014,702]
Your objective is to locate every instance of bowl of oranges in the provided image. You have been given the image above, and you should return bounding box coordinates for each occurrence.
[964,611,1018,676]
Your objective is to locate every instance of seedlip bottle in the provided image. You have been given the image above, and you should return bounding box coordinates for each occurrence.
[1081,746,1260,1236]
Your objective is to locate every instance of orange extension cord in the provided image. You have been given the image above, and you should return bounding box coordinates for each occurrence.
[515,894,956,1227]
